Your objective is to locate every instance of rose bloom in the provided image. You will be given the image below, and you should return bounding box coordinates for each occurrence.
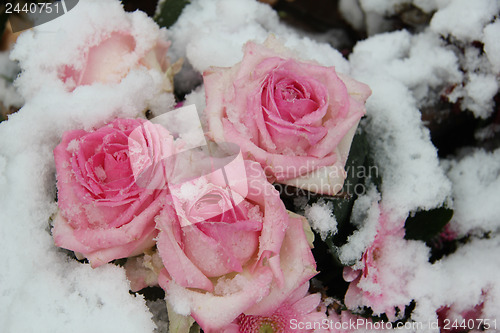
[437,302,484,332]
[342,210,409,321]
[52,118,173,267]
[204,36,371,195]
[155,159,317,332]
[61,31,171,90]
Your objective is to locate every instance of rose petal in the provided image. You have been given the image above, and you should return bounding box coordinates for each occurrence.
[79,33,136,86]
[159,267,274,333]
[156,206,214,291]
[246,215,317,316]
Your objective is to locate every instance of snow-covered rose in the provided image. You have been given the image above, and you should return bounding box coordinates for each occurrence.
[61,31,171,90]
[342,210,409,321]
[204,36,371,195]
[52,118,172,267]
[156,160,317,332]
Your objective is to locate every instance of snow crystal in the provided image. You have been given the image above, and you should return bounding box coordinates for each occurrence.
[483,19,500,73]
[446,148,500,236]
[169,0,349,76]
[430,0,499,41]
[166,285,193,317]
[464,73,499,119]
[337,187,380,265]
[409,236,500,324]
[349,30,453,219]
[304,200,337,241]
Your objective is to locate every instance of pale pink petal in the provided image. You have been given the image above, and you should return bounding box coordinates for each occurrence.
[222,120,336,181]
[182,224,245,277]
[246,215,318,316]
[159,267,274,333]
[80,33,136,85]
[203,36,371,195]
[156,208,214,291]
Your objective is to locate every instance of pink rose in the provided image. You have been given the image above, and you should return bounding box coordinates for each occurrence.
[204,36,371,195]
[156,160,317,332]
[52,118,173,267]
[342,210,408,320]
[61,31,171,90]
[437,303,484,332]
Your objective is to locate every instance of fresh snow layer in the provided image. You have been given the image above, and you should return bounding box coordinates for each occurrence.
[168,0,350,74]
[1,0,500,331]
[349,29,454,221]
[0,0,176,331]
[483,19,500,73]
[430,0,499,41]
[409,235,500,325]
[446,148,500,236]
[342,1,500,321]
[304,200,338,241]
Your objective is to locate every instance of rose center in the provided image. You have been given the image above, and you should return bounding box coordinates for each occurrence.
[113,150,128,162]
[280,85,300,102]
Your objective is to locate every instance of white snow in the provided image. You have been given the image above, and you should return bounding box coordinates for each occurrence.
[343,0,500,322]
[1,0,500,331]
[0,0,175,332]
[446,148,500,236]
[464,73,499,119]
[359,0,412,15]
[337,187,381,265]
[349,29,454,221]
[168,0,350,76]
[10,0,175,116]
[409,235,500,325]
[430,0,499,42]
[483,19,500,73]
[304,200,338,241]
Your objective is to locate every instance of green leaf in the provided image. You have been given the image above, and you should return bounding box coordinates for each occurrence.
[404,207,453,242]
[324,129,377,246]
[154,0,190,29]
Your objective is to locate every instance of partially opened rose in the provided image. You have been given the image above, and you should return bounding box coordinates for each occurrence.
[156,160,317,332]
[204,36,371,195]
[61,31,172,90]
[52,118,173,267]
